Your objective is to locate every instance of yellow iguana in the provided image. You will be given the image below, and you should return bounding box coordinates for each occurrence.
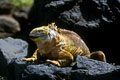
[23,23,106,67]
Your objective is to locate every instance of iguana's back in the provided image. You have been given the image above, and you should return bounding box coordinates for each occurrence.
[58,28,90,56]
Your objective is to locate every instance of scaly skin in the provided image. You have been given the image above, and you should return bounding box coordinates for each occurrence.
[23,23,106,67]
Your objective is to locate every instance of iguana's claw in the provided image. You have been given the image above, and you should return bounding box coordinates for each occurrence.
[22,58,36,62]
[46,59,61,67]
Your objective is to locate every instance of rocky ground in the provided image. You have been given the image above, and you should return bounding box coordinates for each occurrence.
[0,0,120,80]
[0,37,120,80]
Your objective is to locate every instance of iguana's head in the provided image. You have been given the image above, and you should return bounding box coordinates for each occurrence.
[29,23,58,43]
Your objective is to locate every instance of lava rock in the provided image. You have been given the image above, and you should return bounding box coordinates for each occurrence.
[0,37,28,77]
[70,56,120,80]
[28,0,120,28]
[0,15,20,38]
[14,59,72,80]
[13,56,120,80]
[0,0,14,15]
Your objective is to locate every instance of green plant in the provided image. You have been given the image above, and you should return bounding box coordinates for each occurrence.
[9,0,34,8]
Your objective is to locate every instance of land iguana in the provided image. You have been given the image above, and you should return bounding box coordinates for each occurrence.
[23,23,106,67]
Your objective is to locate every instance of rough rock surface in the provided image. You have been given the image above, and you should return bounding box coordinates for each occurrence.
[28,0,120,65]
[0,15,20,38]
[13,56,120,80]
[0,37,120,80]
[28,0,120,28]
[0,37,28,77]
[13,10,29,36]
[0,0,14,15]
[0,0,29,38]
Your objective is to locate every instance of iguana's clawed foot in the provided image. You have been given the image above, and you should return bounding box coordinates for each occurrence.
[23,58,61,66]
[46,59,61,67]
[23,58,37,62]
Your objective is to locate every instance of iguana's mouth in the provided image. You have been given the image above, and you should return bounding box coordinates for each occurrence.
[29,36,39,39]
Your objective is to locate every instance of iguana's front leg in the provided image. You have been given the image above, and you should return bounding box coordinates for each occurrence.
[47,50,74,67]
[23,49,38,62]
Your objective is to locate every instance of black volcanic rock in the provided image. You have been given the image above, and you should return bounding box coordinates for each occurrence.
[0,37,119,80]
[28,0,120,28]
[14,56,120,80]
[0,15,21,38]
[0,37,28,77]
[0,0,14,15]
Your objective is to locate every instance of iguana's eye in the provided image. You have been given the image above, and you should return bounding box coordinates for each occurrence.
[37,30,43,34]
